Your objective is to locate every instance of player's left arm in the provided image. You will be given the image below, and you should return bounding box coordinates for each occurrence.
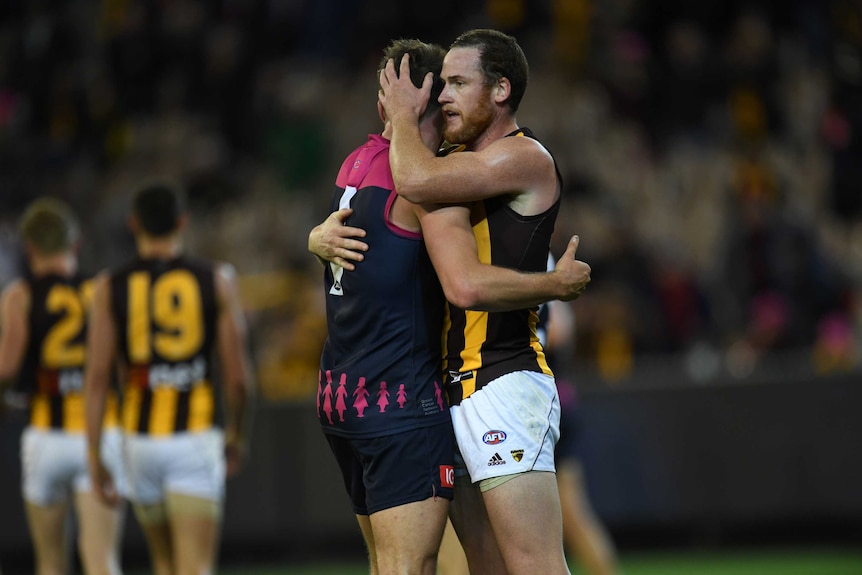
[0,281,30,387]
[308,208,368,271]
[417,204,590,311]
[215,262,255,477]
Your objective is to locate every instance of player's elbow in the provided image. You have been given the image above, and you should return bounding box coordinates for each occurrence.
[393,172,434,204]
[441,277,483,310]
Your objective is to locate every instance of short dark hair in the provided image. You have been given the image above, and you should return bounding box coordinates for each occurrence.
[379,39,446,120]
[19,198,80,255]
[131,182,186,237]
[450,29,529,113]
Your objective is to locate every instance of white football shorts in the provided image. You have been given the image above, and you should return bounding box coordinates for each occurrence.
[450,370,561,484]
[21,426,126,506]
[124,429,225,505]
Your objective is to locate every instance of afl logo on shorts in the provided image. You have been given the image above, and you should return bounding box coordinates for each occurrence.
[483,430,507,445]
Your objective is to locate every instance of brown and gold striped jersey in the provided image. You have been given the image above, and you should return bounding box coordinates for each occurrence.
[443,128,561,404]
[19,274,119,431]
[110,256,218,436]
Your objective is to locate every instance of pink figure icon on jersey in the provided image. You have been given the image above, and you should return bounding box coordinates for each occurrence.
[377,381,390,413]
[335,374,348,422]
[434,381,444,411]
[353,377,370,417]
[396,384,407,408]
[321,371,334,424]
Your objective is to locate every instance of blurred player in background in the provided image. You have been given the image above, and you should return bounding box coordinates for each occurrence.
[85,182,254,575]
[0,198,126,575]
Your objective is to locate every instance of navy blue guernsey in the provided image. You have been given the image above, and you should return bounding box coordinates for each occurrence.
[318,134,447,438]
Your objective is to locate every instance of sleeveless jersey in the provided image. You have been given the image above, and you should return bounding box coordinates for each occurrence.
[444,128,562,405]
[318,134,448,439]
[17,274,119,431]
[110,256,219,436]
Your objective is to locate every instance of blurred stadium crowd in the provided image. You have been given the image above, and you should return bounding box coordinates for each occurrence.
[0,0,860,400]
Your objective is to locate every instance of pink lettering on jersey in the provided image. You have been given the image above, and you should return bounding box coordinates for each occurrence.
[353,377,370,417]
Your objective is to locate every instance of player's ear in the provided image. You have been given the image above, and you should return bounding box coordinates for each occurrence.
[493,77,511,106]
[377,99,386,124]
[127,215,140,235]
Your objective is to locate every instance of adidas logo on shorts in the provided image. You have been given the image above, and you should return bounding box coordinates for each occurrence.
[487,453,506,466]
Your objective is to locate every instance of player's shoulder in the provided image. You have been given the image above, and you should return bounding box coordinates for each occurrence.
[1,278,29,301]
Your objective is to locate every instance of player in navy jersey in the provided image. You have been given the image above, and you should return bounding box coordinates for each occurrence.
[85,183,254,575]
[0,198,126,575]
[313,40,452,575]
[310,37,590,575]
[377,28,588,575]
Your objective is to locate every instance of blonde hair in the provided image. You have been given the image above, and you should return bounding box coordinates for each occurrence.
[18,198,80,255]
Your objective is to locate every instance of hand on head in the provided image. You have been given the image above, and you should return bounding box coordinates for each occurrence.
[378,54,434,121]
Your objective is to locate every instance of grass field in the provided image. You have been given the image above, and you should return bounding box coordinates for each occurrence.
[129,547,862,575]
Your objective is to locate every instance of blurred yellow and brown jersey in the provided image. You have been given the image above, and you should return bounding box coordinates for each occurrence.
[19,274,119,431]
[110,256,218,436]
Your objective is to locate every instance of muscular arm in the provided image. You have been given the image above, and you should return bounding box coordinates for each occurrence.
[417,203,591,312]
[215,263,255,477]
[379,56,557,210]
[83,273,120,505]
[0,281,30,386]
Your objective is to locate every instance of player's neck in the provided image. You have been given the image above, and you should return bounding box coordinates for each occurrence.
[463,116,518,152]
[29,252,76,277]
[136,235,183,260]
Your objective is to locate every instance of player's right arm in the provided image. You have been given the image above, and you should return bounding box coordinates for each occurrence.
[0,280,30,387]
[83,272,120,506]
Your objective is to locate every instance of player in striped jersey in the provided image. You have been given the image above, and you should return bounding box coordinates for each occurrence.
[0,198,125,575]
[84,183,253,575]
[379,28,589,575]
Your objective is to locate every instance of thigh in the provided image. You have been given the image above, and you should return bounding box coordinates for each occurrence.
[452,371,561,484]
[482,471,568,575]
[24,499,69,571]
[167,492,221,575]
[369,496,449,575]
[436,517,469,575]
[449,477,506,575]
[73,490,125,573]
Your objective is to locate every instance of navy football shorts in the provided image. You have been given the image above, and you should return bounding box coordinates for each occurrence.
[325,420,455,515]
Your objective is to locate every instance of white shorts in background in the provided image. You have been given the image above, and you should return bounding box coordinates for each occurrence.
[21,427,126,506]
[451,370,561,484]
[124,429,225,505]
